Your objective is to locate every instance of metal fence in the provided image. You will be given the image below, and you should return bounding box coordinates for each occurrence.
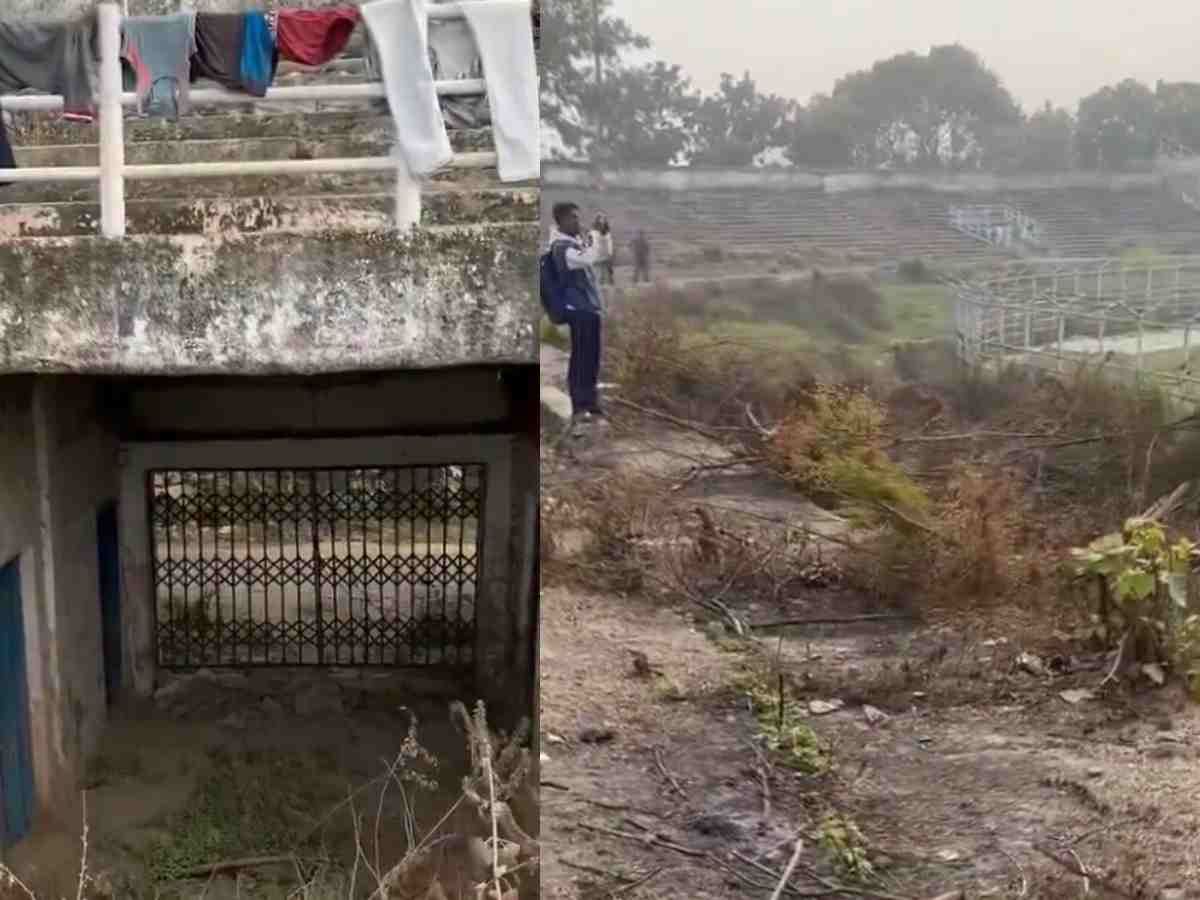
[0,2,504,235]
[955,256,1200,401]
[149,464,486,668]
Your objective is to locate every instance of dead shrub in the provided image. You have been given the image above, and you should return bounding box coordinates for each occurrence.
[541,473,663,593]
[846,464,1035,611]
[932,464,1026,599]
[766,384,929,517]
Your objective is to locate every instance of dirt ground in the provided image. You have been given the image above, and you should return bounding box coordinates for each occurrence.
[539,368,1200,899]
[1,669,524,900]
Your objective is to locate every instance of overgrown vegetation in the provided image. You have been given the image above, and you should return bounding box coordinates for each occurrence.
[1072,516,1200,687]
[539,277,1200,896]
[767,384,929,518]
[0,704,536,900]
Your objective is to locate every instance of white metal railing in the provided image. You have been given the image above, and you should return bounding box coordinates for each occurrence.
[0,1,505,237]
[948,203,1044,249]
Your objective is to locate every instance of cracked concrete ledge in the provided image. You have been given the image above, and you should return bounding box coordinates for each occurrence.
[0,225,539,375]
[0,188,538,238]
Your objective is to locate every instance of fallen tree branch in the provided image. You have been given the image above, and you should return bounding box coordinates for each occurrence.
[751,613,914,630]
[1032,842,1132,899]
[611,397,729,442]
[653,748,687,798]
[577,823,707,859]
[180,856,295,879]
[670,456,767,491]
[1099,630,1128,688]
[888,429,1053,447]
[729,849,914,900]
[769,840,804,900]
[607,866,667,898]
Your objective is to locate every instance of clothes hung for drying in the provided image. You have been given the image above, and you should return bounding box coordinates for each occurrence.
[239,11,278,97]
[361,0,454,177]
[457,0,539,182]
[427,7,490,130]
[362,0,539,182]
[363,6,490,129]
[123,13,197,119]
[190,13,244,92]
[0,16,98,121]
[275,5,360,67]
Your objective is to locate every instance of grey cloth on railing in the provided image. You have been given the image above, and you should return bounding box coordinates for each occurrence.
[122,13,197,119]
[362,9,492,130]
[430,13,491,129]
[0,16,99,120]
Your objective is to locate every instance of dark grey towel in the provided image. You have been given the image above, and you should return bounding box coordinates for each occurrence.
[0,15,98,120]
[191,13,244,92]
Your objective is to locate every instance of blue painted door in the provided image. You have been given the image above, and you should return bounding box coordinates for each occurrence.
[97,503,122,706]
[0,557,33,847]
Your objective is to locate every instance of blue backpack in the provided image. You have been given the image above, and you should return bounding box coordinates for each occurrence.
[539,243,570,325]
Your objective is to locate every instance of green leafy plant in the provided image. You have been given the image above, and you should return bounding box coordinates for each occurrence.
[739,673,828,774]
[817,814,874,880]
[1071,517,1196,675]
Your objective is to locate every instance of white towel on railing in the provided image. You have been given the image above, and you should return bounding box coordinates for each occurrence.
[361,0,454,176]
[459,0,539,182]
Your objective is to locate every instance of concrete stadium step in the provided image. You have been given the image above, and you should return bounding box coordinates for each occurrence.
[16,135,387,167]
[0,162,526,205]
[0,187,537,237]
[12,111,412,147]
[11,111,495,152]
[0,219,534,251]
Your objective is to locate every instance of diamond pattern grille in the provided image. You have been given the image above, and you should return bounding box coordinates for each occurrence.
[150,466,484,668]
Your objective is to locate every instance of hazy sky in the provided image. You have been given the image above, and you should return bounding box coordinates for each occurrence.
[607,0,1199,112]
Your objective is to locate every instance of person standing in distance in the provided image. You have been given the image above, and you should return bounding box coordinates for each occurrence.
[546,201,610,420]
[591,213,615,285]
[632,229,651,284]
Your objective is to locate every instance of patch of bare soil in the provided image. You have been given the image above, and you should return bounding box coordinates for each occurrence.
[539,393,1200,900]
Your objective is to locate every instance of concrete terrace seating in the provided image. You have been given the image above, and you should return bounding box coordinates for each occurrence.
[545,180,1200,268]
[994,188,1200,257]
[545,186,1011,266]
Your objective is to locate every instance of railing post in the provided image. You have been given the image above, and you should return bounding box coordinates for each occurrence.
[98,3,125,239]
[393,147,421,231]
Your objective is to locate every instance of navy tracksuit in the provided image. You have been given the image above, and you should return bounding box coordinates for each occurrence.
[551,241,604,416]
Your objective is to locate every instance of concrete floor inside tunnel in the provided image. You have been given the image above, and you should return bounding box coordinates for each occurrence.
[2,669,536,900]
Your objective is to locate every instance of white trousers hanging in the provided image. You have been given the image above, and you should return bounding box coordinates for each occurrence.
[459,0,539,183]
[363,0,539,183]
[361,0,454,176]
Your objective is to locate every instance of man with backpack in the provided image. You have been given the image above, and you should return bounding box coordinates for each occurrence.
[541,201,610,421]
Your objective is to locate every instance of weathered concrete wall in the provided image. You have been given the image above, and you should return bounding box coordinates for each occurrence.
[0,379,37,568]
[544,161,1174,195]
[0,376,118,816]
[36,379,118,789]
[0,226,538,375]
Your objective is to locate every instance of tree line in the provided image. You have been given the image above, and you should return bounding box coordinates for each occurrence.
[541,0,1200,173]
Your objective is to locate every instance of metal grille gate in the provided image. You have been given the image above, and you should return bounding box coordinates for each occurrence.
[149,465,485,668]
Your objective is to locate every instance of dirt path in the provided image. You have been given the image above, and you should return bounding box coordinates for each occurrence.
[539,366,1200,899]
